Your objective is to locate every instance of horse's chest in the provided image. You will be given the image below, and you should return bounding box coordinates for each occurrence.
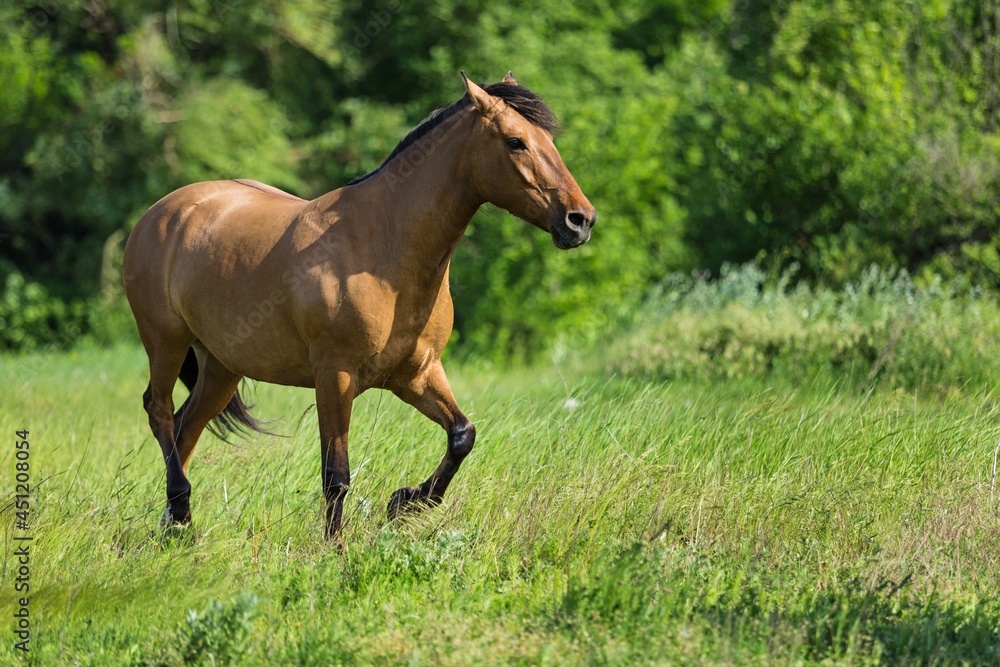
[347,316,426,389]
[341,292,439,375]
[305,272,449,388]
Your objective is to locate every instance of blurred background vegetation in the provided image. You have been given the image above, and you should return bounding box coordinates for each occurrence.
[2,0,999,362]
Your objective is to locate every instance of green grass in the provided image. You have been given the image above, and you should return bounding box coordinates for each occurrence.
[1,345,999,665]
[605,264,1000,394]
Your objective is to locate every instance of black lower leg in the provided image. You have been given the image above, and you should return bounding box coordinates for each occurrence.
[388,417,475,519]
[323,461,350,539]
[421,418,476,500]
[147,386,191,525]
[164,451,192,524]
[324,486,349,539]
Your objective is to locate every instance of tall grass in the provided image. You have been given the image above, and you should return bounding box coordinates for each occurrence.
[1,335,998,664]
[604,264,1000,393]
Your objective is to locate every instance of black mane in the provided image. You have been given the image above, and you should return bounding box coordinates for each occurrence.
[348,81,559,186]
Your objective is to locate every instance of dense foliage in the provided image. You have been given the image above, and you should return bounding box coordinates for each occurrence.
[2,0,999,354]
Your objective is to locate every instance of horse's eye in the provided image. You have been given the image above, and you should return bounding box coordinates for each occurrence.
[506,137,527,150]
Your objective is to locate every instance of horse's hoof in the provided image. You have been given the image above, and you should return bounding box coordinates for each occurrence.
[387,487,443,520]
[160,506,192,529]
[387,487,422,520]
[326,533,347,554]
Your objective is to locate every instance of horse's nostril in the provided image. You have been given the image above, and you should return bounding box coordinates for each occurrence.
[567,211,588,230]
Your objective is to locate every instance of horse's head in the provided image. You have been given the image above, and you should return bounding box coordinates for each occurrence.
[462,72,596,249]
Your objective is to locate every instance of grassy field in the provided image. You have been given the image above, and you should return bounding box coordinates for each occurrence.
[1,345,999,665]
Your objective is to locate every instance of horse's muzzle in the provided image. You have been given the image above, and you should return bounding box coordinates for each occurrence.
[551,208,596,249]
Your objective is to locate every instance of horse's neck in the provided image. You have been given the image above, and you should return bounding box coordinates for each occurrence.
[335,112,482,285]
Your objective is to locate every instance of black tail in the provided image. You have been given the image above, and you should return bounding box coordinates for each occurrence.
[178,348,271,441]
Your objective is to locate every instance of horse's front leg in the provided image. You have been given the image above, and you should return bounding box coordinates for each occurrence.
[314,367,356,543]
[388,360,476,519]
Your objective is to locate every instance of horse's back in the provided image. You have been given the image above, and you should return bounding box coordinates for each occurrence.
[126,179,307,264]
[130,179,304,236]
[123,179,313,362]
[229,179,306,202]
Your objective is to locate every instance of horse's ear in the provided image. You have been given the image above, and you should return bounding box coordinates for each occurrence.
[461,71,502,120]
[502,71,517,85]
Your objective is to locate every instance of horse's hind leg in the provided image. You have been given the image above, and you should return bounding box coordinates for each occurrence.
[388,361,475,519]
[174,349,242,473]
[172,350,201,436]
[140,337,194,525]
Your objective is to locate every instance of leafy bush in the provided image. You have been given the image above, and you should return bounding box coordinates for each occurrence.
[179,592,260,667]
[604,263,1000,391]
[0,270,88,351]
[0,266,138,352]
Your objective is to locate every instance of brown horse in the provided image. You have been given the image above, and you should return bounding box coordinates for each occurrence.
[122,72,596,542]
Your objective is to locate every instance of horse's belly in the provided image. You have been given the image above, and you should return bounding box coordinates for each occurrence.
[184,297,315,387]
[211,336,315,387]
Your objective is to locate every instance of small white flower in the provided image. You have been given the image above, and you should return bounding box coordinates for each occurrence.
[562,397,582,411]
